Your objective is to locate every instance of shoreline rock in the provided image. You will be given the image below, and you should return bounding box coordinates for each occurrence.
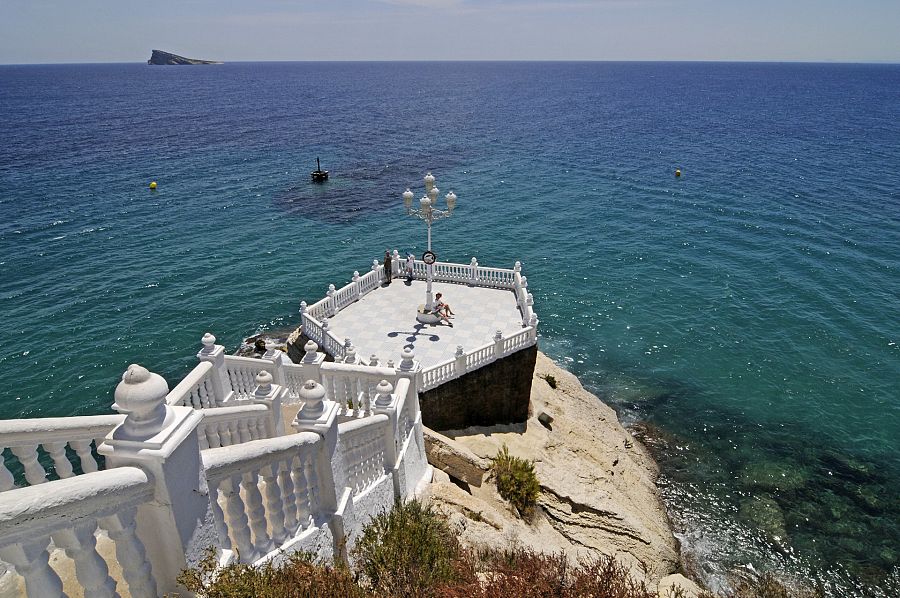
[427,351,683,587]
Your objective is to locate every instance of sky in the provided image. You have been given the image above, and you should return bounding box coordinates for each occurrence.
[1,0,899,64]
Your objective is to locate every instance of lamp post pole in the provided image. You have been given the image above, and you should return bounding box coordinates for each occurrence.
[402,172,457,312]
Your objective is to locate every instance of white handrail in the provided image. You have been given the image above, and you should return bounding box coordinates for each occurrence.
[0,414,124,491]
[166,361,218,408]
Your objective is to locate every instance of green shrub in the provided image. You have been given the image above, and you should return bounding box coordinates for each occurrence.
[490,444,540,517]
[542,374,558,389]
[176,547,363,598]
[353,499,473,595]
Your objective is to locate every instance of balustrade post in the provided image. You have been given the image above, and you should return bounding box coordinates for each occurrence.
[392,249,401,277]
[197,332,235,405]
[251,371,286,438]
[514,260,521,273]
[291,380,350,562]
[494,329,505,359]
[98,364,211,596]
[455,345,467,376]
[326,284,336,317]
[469,257,478,285]
[369,354,380,367]
[300,340,326,383]
[352,271,361,300]
[372,380,401,498]
[343,338,358,364]
[395,348,422,423]
[262,342,287,386]
[530,313,539,329]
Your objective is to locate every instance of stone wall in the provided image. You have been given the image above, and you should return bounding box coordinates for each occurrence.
[419,345,537,431]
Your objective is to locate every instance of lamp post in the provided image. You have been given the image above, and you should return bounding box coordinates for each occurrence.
[402,172,457,314]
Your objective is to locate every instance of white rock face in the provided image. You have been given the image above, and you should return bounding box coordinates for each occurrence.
[429,351,680,585]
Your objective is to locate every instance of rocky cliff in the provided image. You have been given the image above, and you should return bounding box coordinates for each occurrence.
[147,50,221,65]
[426,351,684,589]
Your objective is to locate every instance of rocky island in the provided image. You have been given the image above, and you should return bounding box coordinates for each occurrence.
[147,49,221,65]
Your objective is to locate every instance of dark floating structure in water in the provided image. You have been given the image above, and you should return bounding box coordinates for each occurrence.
[311,157,329,182]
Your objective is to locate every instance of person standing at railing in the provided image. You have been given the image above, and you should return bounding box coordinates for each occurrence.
[383,250,392,284]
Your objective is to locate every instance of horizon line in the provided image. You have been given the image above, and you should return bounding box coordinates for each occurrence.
[3,58,900,67]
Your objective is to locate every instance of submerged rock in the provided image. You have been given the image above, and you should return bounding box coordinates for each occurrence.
[740,460,810,493]
[738,495,789,547]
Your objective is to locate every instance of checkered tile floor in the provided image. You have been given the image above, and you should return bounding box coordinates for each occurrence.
[325,279,525,368]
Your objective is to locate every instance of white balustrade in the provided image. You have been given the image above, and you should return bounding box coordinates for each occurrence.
[223,355,270,400]
[319,363,398,418]
[0,467,157,598]
[337,415,390,496]
[466,342,496,370]
[202,433,323,564]
[166,360,219,408]
[197,404,272,450]
[420,358,456,391]
[0,414,123,491]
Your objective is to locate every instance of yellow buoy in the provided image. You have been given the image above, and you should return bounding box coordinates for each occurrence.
[149,181,157,189]
[674,169,681,178]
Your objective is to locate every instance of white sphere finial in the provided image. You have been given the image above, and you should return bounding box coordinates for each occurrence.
[375,380,394,408]
[201,332,216,354]
[255,370,274,396]
[298,379,326,418]
[113,364,170,439]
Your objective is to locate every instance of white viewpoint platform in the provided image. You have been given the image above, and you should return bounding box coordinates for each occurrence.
[326,280,524,368]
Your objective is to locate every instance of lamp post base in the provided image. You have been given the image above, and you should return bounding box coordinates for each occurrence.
[416,305,440,325]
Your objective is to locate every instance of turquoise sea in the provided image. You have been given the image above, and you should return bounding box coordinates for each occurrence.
[1,62,898,594]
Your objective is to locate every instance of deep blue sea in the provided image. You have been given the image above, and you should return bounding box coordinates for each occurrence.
[1,62,898,594]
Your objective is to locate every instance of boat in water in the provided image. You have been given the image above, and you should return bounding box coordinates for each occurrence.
[311,157,329,182]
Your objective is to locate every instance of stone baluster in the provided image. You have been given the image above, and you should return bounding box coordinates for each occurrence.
[52,521,118,598]
[197,332,235,405]
[98,363,211,596]
[352,270,361,299]
[455,345,467,376]
[10,445,46,486]
[300,341,326,383]
[261,464,288,545]
[369,354,380,367]
[293,456,312,529]
[69,440,99,473]
[100,507,157,598]
[252,371,286,438]
[0,540,65,598]
[277,458,298,534]
[494,329,505,359]
[241,471,271,555]
[0,458,14,492]
[263,342,287,386]
[222,475,254,559]
[326,284,336,317]
[44,442,74,479]
[469,257,478,285]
